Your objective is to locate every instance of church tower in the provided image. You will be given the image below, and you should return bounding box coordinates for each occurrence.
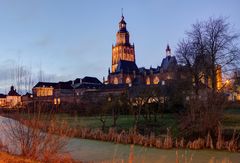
[111,14,135,73]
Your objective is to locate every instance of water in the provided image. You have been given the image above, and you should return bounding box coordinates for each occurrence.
[1,116,240,163]
[68,138,240,163]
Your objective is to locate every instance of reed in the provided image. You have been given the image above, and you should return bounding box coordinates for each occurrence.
[71,126,240,152]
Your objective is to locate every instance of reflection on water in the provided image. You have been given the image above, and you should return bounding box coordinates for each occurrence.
[68,138,240,163]
[0,116,239,163]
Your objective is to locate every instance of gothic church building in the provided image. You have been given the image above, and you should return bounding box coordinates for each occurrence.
[108,15,182,86]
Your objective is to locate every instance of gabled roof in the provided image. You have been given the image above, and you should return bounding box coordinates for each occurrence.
[115,60,138,73]
[33,82,58,88]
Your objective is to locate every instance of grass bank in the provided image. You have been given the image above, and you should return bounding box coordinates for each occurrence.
[0,152,38,163]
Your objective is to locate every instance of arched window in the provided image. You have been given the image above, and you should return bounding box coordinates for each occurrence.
[153,76,160,85]
[113,77,118,85]
[146,77,150,85]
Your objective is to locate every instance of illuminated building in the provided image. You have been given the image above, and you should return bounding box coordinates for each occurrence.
[111,14,136,73]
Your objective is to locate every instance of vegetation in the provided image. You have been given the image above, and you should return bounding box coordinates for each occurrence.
[0,152,39,163]
[0,17,240,163]
[0,113,75,162]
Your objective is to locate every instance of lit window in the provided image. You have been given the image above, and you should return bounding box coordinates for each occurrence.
[54,98,57,105]
[153,77,159,84]
[146,77,150,85]
[126,77,131,84]
[114,77,118,84]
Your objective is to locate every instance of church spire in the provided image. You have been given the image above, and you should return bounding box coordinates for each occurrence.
[166,44,171,56]
[121,8,124,19]
[119,11,126,30]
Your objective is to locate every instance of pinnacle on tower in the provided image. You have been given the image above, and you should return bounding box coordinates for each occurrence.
[166,44,171,56]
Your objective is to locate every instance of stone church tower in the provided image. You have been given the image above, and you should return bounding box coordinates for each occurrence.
[111,14,135,73]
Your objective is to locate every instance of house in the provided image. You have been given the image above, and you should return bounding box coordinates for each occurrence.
[6,86,21,108]
[0,94,6,108]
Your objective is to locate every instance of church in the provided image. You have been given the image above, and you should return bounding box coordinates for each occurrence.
[107,14,185,86]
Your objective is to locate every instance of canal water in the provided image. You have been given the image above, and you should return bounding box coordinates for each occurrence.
[1,116,240,163]
[68,138,240,163]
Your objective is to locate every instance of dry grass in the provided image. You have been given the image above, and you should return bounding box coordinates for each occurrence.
[0,152,39,163]
[72,125,240,152]
[0,114,76,163]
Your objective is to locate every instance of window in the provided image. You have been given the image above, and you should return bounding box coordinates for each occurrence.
[146,77,150,85]
[153,77,159,85]
[126,77,131,84]
[114,77,118,84]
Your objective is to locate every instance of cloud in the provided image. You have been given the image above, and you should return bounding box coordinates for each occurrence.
[0,59,71,94]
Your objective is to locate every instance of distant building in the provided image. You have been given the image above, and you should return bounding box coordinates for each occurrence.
[108,15,186,86]
[0,94,6,107]
[21,92,33,108]
[0,13,226,110]
[32,76,104,106]
[107,14,223,92]
[0,86,22,108]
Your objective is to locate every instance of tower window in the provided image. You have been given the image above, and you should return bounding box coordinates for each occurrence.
[153,77,160,85]
[114,77,119,85]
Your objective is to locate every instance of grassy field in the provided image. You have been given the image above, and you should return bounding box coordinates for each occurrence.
[3,108,240,137]
[15,113,178,136]
[223,109,240,130]
[54,109,240,135]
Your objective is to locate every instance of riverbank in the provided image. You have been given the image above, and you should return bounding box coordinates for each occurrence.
[0,152,38,163]
[3,113,240,152]
[1,115,240,162]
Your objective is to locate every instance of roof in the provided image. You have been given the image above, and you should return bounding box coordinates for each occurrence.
[8,86,20,96]
[161,56,177,71]
[119,16,126,25]
[102,84,128,89]
[73,77,102,89]
[138,67,160,75]
[33,82,58,88]
[75,83,103,89]
[0,94,6,98]
[56,81,73,89]
[82,76,102,84]
[115,60,138,73]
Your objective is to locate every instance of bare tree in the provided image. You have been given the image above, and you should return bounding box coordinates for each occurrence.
[107,93,128,128]
[1,113,74,162]
[179,91,227,138]
[128,85,152,129]
[176,17,240,93]
[204,17,240,91]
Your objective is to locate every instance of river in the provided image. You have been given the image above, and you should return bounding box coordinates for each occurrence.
[1,116,240,162]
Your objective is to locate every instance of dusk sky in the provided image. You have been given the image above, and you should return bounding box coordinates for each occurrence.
[0,0,239,93]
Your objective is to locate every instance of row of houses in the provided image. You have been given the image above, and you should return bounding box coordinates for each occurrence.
[0,76,130,109]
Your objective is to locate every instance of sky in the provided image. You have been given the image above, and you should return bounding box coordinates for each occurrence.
[0,0,239,93]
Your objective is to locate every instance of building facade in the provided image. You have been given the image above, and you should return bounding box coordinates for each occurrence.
[108,15,184,86]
